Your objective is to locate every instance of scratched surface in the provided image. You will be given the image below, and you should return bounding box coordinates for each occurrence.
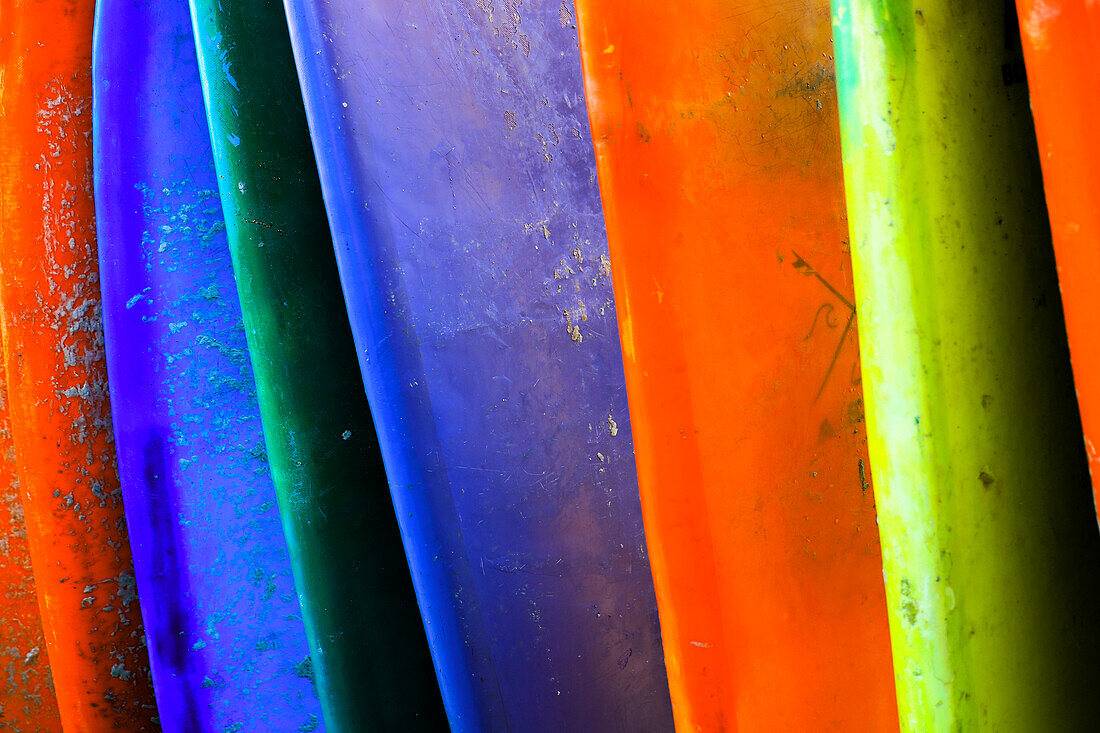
[0,340,61,732]
[572,1,898,729]
[283,1,673,730]
[91,1,324,730]
[0,0,159,728]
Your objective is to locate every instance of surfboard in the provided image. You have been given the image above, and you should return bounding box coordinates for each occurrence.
[187,0,445,728]
[832,1,1100,729]
[1015,2,1100,517]
[282,2,674,730]
[572,2,898,729]
[91,1,326,730]
[0,348,61,731]
[0,1,159,728]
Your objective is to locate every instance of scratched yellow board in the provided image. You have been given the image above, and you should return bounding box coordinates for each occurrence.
[832,1,1100,729]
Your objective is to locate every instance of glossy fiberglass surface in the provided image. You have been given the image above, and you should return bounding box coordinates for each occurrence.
[573,1,898,729]
[283,1,673,729]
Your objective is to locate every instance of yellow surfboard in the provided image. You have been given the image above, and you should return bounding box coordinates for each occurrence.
[832,1,1100,729]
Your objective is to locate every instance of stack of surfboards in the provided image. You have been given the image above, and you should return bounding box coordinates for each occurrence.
[1,0,1098,730]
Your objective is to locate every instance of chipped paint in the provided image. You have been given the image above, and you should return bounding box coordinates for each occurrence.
[0,2,158,726]
[190,0,444,728]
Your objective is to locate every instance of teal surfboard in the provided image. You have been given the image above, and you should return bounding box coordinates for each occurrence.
[188,0,446,727]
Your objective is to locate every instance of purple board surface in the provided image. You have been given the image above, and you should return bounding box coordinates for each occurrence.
[284,1,674,730]
[92,0,323,729]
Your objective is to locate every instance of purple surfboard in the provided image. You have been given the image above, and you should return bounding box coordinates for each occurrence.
[283,1,675,730]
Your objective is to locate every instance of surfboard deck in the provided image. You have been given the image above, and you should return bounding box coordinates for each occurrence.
[283,2,674,730]
[92,0,325,729]
[832,1,1100,728]
[0,1,159,728]
[1015,1,1100,518]
[573,2,898,729]
[187,0,446,729]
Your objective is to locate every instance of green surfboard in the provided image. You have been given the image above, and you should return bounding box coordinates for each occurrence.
[187,0,446,728]
[832,1,1100,729]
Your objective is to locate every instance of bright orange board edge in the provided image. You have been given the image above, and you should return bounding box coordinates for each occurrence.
[573,2,899,729]
[0,0,158,728]
[1016,1,1100,519]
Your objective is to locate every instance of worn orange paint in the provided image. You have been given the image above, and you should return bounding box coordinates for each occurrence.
[0,346,62,732]
[0,0,158,728]
[1016,1,1100,515]
[574,2,898,729]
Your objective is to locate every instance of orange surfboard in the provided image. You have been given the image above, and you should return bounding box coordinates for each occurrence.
[574,2,899,729]
[0,349,61,732]
[1016,1,1100,513]
[0,0,158,728]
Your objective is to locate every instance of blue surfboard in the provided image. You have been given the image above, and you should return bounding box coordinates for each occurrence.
[283,2,675,730]
[92,1,324,729]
